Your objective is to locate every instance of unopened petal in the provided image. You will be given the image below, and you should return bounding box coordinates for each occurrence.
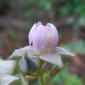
[40,55,63,68]
[36,22,42,26]
[0,74,19,85]
[56,47,75,56]
[28,23,37,45]
[29,22,43,46]
[33,25,48,49]
[0,60,16,74]
[47,23,58,46]
[28,22,58,51]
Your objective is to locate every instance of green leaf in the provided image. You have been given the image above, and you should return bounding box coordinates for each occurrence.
[78,16,85,27]
[51,66,83,85]
[39,0,52,11]
[64,75,83,85]
[63,40,85,54]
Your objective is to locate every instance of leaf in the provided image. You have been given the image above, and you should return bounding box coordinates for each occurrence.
[63,40,85,54]
[39,0,52,11]
[51,66,83,85]
[51,66,68,84]
[78,16,85,27]
[65,75,83,85]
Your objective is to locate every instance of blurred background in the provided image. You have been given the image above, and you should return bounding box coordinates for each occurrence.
[0,0,85,85]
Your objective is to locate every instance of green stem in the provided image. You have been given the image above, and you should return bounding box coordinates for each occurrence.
[38,61,44,85]
[19,72,28,85]
[39,69,44,85]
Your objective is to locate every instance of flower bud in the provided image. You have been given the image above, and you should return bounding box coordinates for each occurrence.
[28,22,58,53]
[19,54,40,75]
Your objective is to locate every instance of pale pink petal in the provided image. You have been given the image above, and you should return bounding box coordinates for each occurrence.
[0,60,16,74]
[33,25,48,50]
[56,47,75,56]
[40,55,63,68]
[28,23,37,45]
[47,23,58,46]
[36,22,42,26]
[0,74,19,85]
[9,46,29,59]
[28,22,58,52]
[9,46,40,59]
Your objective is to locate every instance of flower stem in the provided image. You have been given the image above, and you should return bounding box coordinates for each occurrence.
[39,70,44,85]
[38,61,44,85]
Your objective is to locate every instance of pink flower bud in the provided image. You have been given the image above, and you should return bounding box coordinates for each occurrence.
[28,22,58,53]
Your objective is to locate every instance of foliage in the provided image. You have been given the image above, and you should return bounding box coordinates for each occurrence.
[38,0,52,11]
[63,40,85,54]
[59,0,85,15]
[51,66,83,85]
